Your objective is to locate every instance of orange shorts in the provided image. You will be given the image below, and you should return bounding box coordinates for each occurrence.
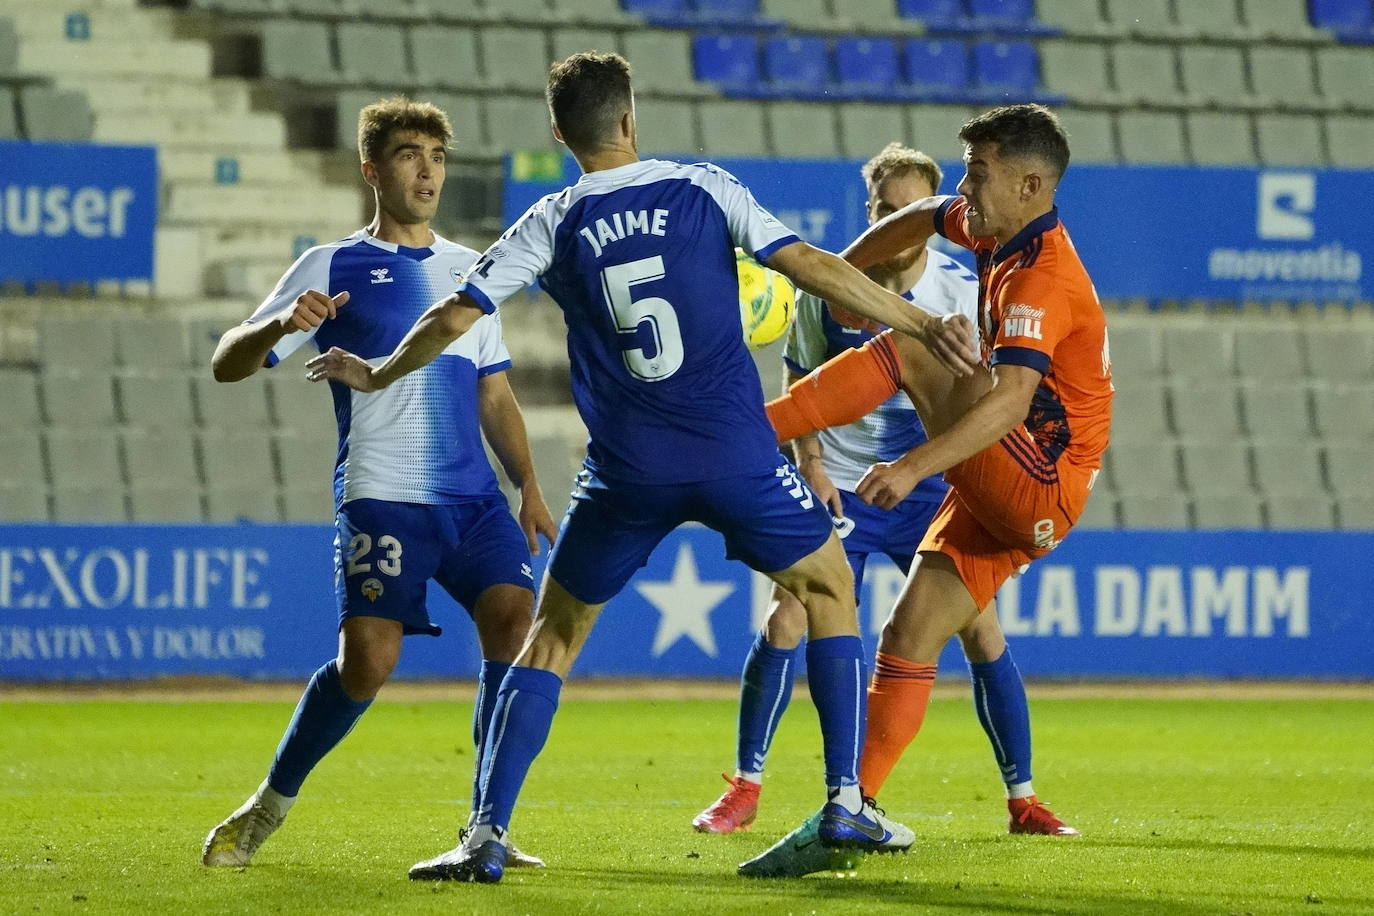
[918,426,1098,610]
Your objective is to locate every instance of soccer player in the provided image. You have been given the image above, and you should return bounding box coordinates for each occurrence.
[307,52,979,883]
[695,143,1076,847]
[200,98,558,869]
[747,104,1111,875]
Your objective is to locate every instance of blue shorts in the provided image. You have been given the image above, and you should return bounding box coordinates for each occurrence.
[548,459,834,605]
[834,489,943,598]
[335,497,535,636]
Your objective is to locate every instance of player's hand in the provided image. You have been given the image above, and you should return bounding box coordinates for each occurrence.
[279,290,349,333]
[305,347,380,392]
[918,312,981,377]
[518,485,559,555]
[798,455,844,519]
[856,456,923,511]
[826,303,881,334]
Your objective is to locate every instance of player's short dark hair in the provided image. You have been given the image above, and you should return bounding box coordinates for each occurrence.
[861,142,943,195]
[546,51,633,152]
[357,97,453,163]
[959,104,1070,182]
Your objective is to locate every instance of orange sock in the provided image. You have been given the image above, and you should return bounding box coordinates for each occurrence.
[858,652,937,797]
[766,331,902,443]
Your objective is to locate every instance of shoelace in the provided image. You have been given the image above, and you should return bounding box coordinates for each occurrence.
[862,795,887,818]
[708,773,758,815]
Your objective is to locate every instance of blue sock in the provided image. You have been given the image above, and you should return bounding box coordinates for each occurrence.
[735,632,797,776]
[470,659,511,817]
[805,635,866,788]
[968,647,1033,787]
[475,666,563,832]
[267,660,372,797]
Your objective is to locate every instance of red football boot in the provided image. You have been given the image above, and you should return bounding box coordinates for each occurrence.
[692,774,761,834]
[1008,795,1080,836]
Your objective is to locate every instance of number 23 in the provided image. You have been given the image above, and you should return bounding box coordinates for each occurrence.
[346,533,402,577]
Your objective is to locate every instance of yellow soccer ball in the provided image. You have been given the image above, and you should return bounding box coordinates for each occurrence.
[736,248,796,351]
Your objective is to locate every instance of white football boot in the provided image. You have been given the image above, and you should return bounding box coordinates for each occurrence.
[201,782,292,867]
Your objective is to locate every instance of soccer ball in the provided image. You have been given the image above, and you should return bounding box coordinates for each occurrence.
[737,248,795,350]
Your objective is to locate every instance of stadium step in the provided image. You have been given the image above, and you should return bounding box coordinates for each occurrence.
[3,2,164,41]
[18,38,210,79]
[55,77,252,118]
[94,111,287,149]
[162,183,363,228]
[192,225,359,265]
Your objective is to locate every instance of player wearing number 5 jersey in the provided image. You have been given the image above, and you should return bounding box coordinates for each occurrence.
[200,98,557,871]
[308,52,980,883]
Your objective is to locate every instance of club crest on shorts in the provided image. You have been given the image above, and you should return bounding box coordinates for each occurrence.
[361,577,384,601]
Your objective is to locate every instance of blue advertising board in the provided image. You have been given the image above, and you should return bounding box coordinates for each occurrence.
[0,141,158,284]
[505,156,1370,303]
[0,524,1368,681]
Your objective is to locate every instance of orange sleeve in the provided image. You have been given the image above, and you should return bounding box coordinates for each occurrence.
[934,196,996,254]
[766,332,903,442]
[988,271,1071,377]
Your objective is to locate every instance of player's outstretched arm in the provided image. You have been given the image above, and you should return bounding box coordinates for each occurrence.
[212,290,350,382]
[478,371,559,554]
[840,196,942,272]
[766,241,978,377]
[305,292,486,392]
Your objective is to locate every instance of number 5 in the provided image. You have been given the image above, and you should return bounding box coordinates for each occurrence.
[601,256,684,381]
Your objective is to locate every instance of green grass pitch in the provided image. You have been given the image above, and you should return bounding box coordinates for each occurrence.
[1,693,1370,914]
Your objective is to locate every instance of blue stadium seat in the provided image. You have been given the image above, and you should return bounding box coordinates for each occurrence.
[762,35,831,97]
[903,39,970,102]
[693,0,763,24]
[973,40,1061,103]
[966,0,1057,33]
[623,0,694,26]
[1309,0,1374,35]
[834,36,901,100]
[693,34,763,95]
[897,0,975,32]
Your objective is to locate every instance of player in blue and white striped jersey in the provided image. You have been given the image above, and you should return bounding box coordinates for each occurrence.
[309,54,980,883]
[201,98,557,870]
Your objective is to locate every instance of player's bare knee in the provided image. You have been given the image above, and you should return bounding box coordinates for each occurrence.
[473,586,536,662]
[337,650,395,700]
[763,585,808,649]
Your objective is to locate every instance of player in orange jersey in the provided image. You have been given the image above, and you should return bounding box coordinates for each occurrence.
[742,104,1107,877]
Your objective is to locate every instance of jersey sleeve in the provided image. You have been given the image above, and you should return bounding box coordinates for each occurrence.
[241,246,335,367]
[697,164,800,262]
[782,291,828,375]
[459,196,557,315]
[474,310,513,377]
[933,196,996,255]
[989,271,1071,377]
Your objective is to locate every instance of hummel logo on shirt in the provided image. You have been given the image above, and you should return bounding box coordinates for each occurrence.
[371,268,393,284]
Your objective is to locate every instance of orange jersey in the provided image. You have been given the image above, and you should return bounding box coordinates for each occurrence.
[934,196,1113,473]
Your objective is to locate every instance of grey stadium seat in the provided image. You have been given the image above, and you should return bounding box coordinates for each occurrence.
[1325,116,1374,169]
[1040,41,1114,105]
[196,376,272,429]
[1108,381,1170,445]
[0,483,48,521]
[42,372,117,427]
[1256,114,1325,167]
[53,487,126,522]
[39,316,116,370]
[1104,0,1181,37]
[409,25,484,90]
[838,104,908,160]
[129,486,203,522]
[1055,109,1116,163]
[363,0,430,20]
[557,0,637,25]
[205,486,280,523]
[1310,384,1374,442]
[1316,48,1374,110]
[0,434,46,487]
[1184,112,1255,166]
[485,95,558,153]
[282,484,334,522]
[908,106,978,162]
[0,16,17,76]
[1169,379,1243,441]
[1037,0,1115,36]
[115,318,192,370]
[1249,47,1322,111]
[18,86,94,142]
[1252,442,1326,498]
[1118,493,1189,529]
[122,429,200,489]
[1242,0,1324,42]
[764,0,831,30]
[1107,441,1182,494]
[1323,443,1366,497]
[427,0,489,22]
[1075,493,1117,529]
[551,27,620,61]
[494,0,559,24]
[1161,325,1232,379]
[0,87,17,141]
[698,100,769,157]
[1304,328,1374,382]
[337,23,409,85]
[1266,495,1335,530]
[118,374,196,430]
[1179,441,1251,495]
[1179,46,1255,108]
[622,32,699,95]
[633,98,699,157]
[0,369,42,429]
[1240,383,1312,440]
[46,428,122,490]
[1234,326,1306,379]
[1111,44,1182,106]
[426,92,486,154]
[1175,0,1243,39]
[275,432,336,484]
[261,21,338,83]
[831,0,912,31]
[1192,494,1262,529]
[269,374,338,437]
[1104,324,1163,382]
[1337,497,1374,530]
[481,27,553,92]
[198,431,277,488]
[1116,111,1186,165]
[770,102,839,159]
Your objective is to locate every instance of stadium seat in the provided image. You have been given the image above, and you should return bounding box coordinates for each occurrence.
[769,101,839,158]
[903,39,971,103]
[966,0,1036,29]
[17,86,94,142]
[1038,40,1113,105]
[0,15,16,77]
[114,318,192,371]
[1304,327,1374,381]
[1111,43,1182,107]
[363,0,431,20]
[1325,115,1374,168]
[53,487,127,523]
[128,485,203,522]
[763,0,830,30]
[1103,0,1181,37]
[493,0,563,23]
[482,28,554,92]
[897,0,972,31]
[409,25,484,90]
[0,86,17,140]
[0,369,42,429]
[833,0,919,31]
[1266,495,1335,530]
[1108,441,1182,494]
[693,34,762,94]
[122,429,199,488]
[552,27,621,60]
[623,31,702,94]
[1179,46,1256,109]
[1308,0,1374,34]
[1249,47,1323,111]
[281,0,350,14]
[188,319,227,369]
[261,21,339,84]
[198,431,276,489]
[1315,47,1374,109]
[1255,114,1326,167]
[1240,383,1313,440]
[0,434,46,488]
[196,376,273,428]
[1242,0,1325,41]
[559,0,636,23]
[0,483,49,521]
[1175,0,1244,39]
[1192,494,1262,529]
[268,374,337,437]
[46,428,122,490]
[1234,327,1306,380]
[762,35,831,96]
[1102,323,1163,381]
[1116,111,1186,165]
[972,41,1047,103]
[1161,325,1233,379]
[282,484,333,522]
[695,0,765,25]
[697,99,769,156]
[43,372,117,428]
[632,97,699,155]
[205,486,280,522]
[1117,492,1189,528]
[39,317,116,371]
[837,103,908,159]
[1179,441,1251,495]
[1054,108,1115,162]
[275,432,335,484]
[1252,441,1327,498]
[425,0,491,20]
[622,0,689,20]
[425,92,486,154]
[1311,383,1374,442]
[1036,0,1114,35]
[1169,379,1244,441]
[1337,496,1374,529]
[337,23,409,85]
[1075,493,1117,529]
[485,95,560,153]
[908,104,977,161]
[1107,382,1170,445]
[834,37,900,98]
[1184,112,1256,166]
[118,374,197,430]
[1324,442,1366,497]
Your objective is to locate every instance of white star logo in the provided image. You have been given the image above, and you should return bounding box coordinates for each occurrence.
[635,544,735,658]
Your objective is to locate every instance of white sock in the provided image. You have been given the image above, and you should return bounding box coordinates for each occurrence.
[256,780,296,819]
[465,824,507,847]
[828,783,864,814]
[1007,781,1035,800]
[736,771,763,786]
